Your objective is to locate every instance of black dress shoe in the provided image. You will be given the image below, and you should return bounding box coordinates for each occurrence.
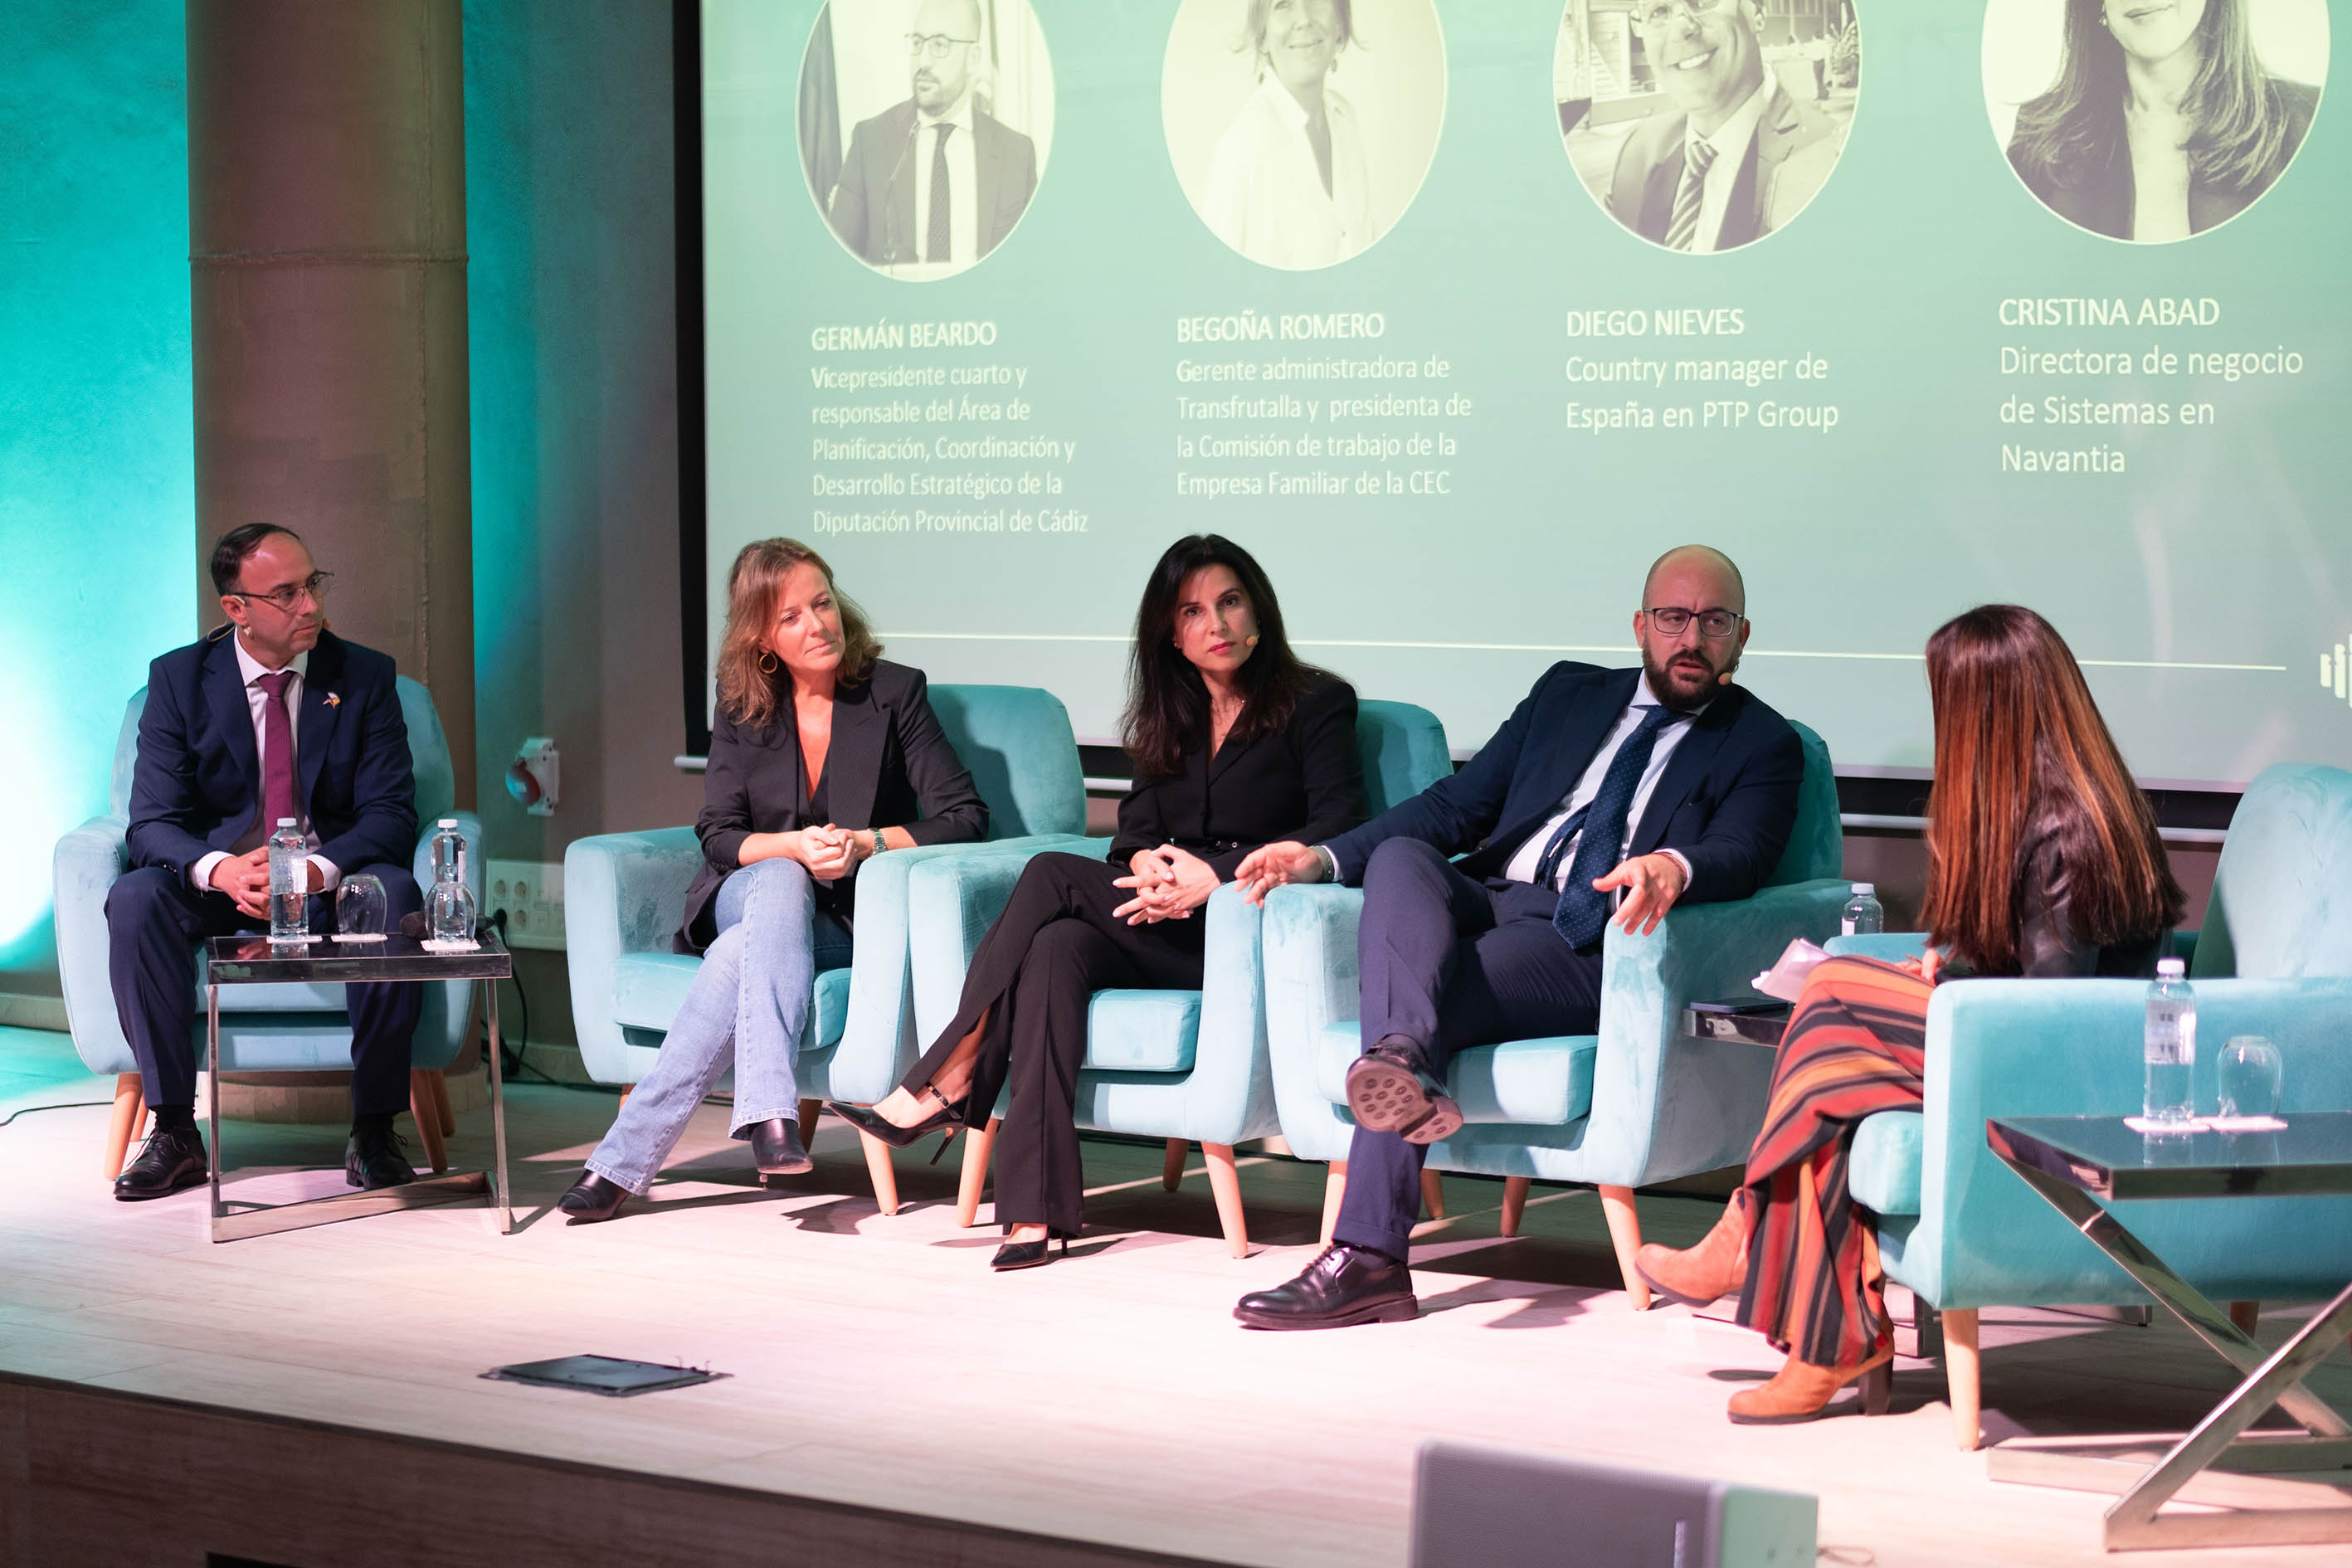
[991,1236,1068,1272]
[1234,1244,1418,1330]
[747,1117,814,1176]
[558,1170,631,1222]
[114,1126,207,1201]
[345,1124,416,1190]
[825,1095,967,1149]
[1345,1036,1463,1146]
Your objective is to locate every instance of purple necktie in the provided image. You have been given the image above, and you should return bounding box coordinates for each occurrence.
[256,670,299,835]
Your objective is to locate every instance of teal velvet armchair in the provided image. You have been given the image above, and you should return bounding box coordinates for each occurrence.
[908,699,1454,1255]
[1260,720,1847,1301]
[1826,762,2352,1448]
[561,684,1087,1214]
[52,679,483,1181]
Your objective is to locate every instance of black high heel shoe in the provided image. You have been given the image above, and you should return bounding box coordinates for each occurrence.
[825,1093,967,1149]
[991,1235,1068,1272]
[558,1170,630,1223]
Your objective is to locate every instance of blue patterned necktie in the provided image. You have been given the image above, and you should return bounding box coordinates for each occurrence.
[1665,137,1717,252]
[1550,705,1678,949]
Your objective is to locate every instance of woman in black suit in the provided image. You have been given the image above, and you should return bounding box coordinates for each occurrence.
[833,535,1363,1268]
[559,538,986,1221]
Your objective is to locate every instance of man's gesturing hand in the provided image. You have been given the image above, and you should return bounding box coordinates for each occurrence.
[1592,851,1687,937]
[1233,840,1326,906]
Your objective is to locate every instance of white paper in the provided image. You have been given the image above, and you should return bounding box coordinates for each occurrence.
[2206,1114,2289,1133]
[421,937,481,954]
[1751,937,1831,1003]
[2125,1115,2212,1134]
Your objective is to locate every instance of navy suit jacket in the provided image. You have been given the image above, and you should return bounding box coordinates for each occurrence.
[827,98,1038,265]
[1322,664,1804,908]
[125,628,418,884]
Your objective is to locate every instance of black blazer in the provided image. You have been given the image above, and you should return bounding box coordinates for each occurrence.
[2009,78,2318,240]
[127,627,417,882]
[828,98,1039,265]
[1110,674,1365,882]
[1322,664,1804,908]
[681,660,987,951]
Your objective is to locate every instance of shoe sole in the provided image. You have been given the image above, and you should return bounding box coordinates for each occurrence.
[1233,1296,1419,1331]
[1346,1058,1463,1145]
[1726,1360,1893,1424]
[347,1170,417,1191]
[113,1171,207,1202]
[758,1158,816,1177]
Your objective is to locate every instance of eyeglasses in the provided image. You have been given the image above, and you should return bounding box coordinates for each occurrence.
[232,571,334,613]
[1632,0,1736,32]
[906,32,976,58]
[1643,606,1743,640]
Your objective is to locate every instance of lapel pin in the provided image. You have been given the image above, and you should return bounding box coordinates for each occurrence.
[324,692,342,708]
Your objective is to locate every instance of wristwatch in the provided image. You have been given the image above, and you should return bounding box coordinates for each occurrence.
[868,828,886,858]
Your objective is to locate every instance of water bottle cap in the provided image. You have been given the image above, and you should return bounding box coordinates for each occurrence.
[276,817,297,827]
[1851,883,1875,896]
[2157,957,2185,977]
[438,818,457,828]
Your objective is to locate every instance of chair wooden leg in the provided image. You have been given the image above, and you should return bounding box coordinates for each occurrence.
[796,1097,821,1152]
[1420,1168,1447,1220]
[428,1069,455,1137]
[1319,1160,1347,1248]
[859,1128,901,1215]
[104,1074,146,1180]
[1161,1137,1188,1191]
[956,1117,1000,1228]
[1943,1307,1982,1450]
[618,1085,632,1109]
[1598,1184,1649,1312]
[1500,1176,1531,1238]
[2229,1300,2261,1336]
[407,1070,449,1173]
[1202,1142,1248,1259]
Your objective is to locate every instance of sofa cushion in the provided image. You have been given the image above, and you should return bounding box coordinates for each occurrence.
[1315,1022,1595,1126]
[1850,1111,1924,1216]
[610,952,850,1050]
[1081,989,1199,1073]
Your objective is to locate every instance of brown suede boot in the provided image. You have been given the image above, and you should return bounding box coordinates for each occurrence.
[1726,1345,1894,1424]
[1634,1190,1751,1307]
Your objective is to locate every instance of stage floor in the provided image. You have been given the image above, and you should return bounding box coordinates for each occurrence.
[2,1026,2350,1568]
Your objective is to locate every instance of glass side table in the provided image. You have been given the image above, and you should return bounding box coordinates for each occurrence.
[1984,1114,2352,1551]
[204,931,514,1243]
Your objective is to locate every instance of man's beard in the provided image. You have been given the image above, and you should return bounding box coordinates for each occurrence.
[1643,646,1731,713]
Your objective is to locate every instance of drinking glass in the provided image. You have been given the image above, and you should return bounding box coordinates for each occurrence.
[2217,1035,2283,1120]
[335,874,388,942]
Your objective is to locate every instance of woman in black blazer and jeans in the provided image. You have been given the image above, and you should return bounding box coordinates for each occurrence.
[835,535,1364,1268]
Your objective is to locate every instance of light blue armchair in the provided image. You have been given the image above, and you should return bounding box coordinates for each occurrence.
[1261,720,1847,1301]
[1828,762,2352,1447]
[911,699,1454,1254]
[52,679,483,1180]
[561,684,1088,1214]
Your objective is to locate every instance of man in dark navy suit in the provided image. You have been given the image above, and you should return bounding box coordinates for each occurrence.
[1230,546,1804,1327]
[107,524,425,1200]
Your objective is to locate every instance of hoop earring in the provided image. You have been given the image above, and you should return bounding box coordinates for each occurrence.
[757,650,779,675]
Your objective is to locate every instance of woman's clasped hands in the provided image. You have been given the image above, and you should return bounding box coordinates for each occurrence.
[1113,844,1220,925]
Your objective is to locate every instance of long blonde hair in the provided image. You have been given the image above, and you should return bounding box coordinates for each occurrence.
[713,538,882,728]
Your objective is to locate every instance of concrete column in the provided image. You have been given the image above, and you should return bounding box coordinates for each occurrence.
[187,0,474,801]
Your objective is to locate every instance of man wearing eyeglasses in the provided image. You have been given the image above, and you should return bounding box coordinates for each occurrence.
[1229,546,1805,1328]
[1602,0,1844,254]
[105,523,426,1200]
[825,0,1039,275]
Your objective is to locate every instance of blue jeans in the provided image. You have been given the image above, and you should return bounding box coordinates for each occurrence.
[586,858,853,1195]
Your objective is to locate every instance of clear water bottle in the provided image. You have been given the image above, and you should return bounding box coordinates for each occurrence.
[426,818,476,943]
[2143,957,2196,1126]
[266,817,309,943]
[1840,882,1884,937]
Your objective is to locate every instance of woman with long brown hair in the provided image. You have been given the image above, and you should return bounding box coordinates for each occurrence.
[830,534,1364,1269]
[1635,605,2182,1420]
[558,538,986,1221]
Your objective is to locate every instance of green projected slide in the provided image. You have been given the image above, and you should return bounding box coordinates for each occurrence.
[704,0,2346,783]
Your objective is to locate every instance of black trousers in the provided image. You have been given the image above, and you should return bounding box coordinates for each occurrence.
[104,862,425,1116]
[1332,838,1605,1263]
[900,851,1205,1237]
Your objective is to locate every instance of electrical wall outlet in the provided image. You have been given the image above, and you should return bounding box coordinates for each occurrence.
[485,859,567,950]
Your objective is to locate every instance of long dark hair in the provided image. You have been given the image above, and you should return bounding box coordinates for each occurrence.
[1121,535,1323,777]
[713,538,882,728]
[1919,606,2184,974]
[2010,0,2296,201]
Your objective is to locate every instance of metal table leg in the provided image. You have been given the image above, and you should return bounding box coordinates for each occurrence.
[207,981,222,1241]
[1989,1149,2352,1550]
[485,975,511,1234]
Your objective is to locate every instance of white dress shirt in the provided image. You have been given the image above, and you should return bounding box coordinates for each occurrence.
[1203,73,1376,270]
[1500,675,1701,890]
[1684,74,1774,255]
[189,635,340,896]
[911,95,980,267]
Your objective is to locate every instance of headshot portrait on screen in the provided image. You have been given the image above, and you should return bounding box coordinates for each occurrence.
[799,0,1054,280]
[1556,0,1858,254]
[1163,0,1448,271]
[1984,0,2327,242]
